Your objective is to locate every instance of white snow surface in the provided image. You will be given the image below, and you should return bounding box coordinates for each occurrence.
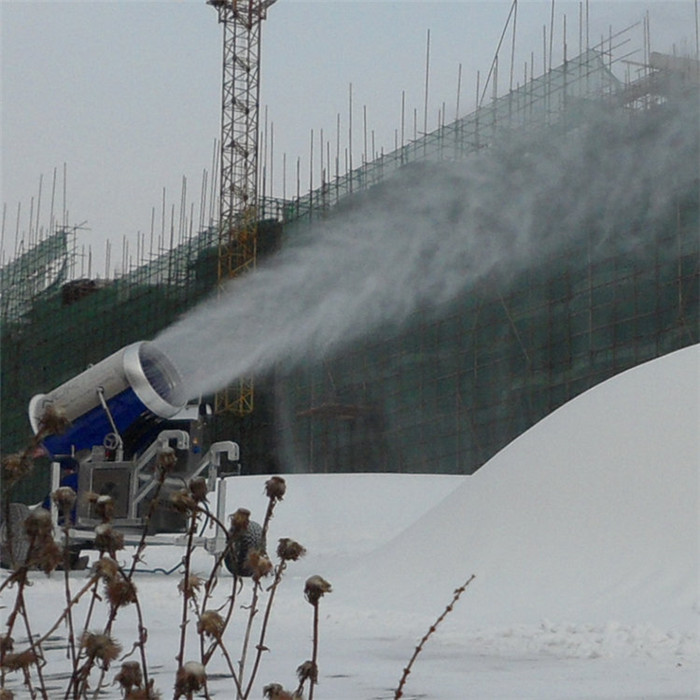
[3,344,699,698]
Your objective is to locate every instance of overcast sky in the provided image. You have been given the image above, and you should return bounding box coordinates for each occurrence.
[1,0,697,274]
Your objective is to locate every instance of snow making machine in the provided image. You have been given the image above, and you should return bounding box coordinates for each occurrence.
[23,341,240,565]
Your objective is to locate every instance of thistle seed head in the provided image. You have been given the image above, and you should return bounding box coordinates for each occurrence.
[37,404,71,437]
[81,632,122,664]
[277,538,306,562]
[229,508,250,535]
[174,661,206,696]
[188,477,208,503]
[94,523,124,556]
[30,538,63,574]
[93,556,120,581]
[53,486,77,512]
[247,550,273,582]
[106,578,138,609]
[178,573,203,598]
[170,488,196,513]
[156,446,177,473]
[2,453,31,484]
[296,659,318,684]
[196,610,225,639]
[264,476,286,501]
[1,650,38,672]
[92,494,115,522]
[262,684,301,700]
[114,661,142,692]
[304,575,332,605]
[24,509,53,538]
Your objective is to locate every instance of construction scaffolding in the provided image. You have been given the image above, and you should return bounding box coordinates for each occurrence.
[269,35,699,475]
[1,27,698,499]
[0,226,75,322]
[276,189,698,474]
[279,39,625,224]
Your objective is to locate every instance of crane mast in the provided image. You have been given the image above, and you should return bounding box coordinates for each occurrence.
[208,0,277,416]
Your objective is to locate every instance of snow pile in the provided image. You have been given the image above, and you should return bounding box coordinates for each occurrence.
[3,345,698,698]
[335,344,699,633]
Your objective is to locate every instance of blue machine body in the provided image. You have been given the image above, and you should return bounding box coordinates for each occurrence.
[40,388,150,456]
[29,341,186,458]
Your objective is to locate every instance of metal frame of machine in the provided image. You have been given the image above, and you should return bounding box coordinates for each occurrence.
[29,341,240,561]
[48,434,238,557]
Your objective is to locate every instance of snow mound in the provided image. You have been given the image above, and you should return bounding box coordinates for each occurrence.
[336,344,699,632]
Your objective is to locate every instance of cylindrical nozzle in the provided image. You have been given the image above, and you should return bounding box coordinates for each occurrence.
[28,341,186,457]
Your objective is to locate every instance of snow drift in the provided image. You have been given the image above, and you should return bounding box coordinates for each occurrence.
[335,344,699,631]
[4,344,697,699]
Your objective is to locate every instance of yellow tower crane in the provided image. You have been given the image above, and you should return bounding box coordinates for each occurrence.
[207,0,277,416]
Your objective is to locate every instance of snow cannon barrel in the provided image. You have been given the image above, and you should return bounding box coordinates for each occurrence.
[28,341,186,458]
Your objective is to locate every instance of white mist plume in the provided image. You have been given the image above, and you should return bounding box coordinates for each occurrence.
[155,92,698,399]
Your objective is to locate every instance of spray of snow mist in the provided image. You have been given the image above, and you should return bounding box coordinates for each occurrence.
[155,92,698,400]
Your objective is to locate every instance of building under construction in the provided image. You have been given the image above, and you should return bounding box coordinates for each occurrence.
[1,21,698,502]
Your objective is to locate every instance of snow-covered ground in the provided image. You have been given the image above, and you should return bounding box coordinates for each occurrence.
[3,345,698,698]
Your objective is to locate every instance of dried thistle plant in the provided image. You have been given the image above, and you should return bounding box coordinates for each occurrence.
[170,488,197,514]
[156,445,177,474]
[92,493,116,522]
[303,576,332,606]
[114,660,143,694]
[1,649,39,672]
[263,683,302,700]
[264,476,286,502]
[54,482,80,673]
[174,660,206,699]
[94,523,125,557]
[23,509,52,540]
[52,485,77,513]
[80,631,122,666]
[188,476,209,503]
[260,477,286,546]
[94,555,121,581]
[230,507,251,534]
[35,404,70,438]
[294,659,317,697]
[197,610,225,640]
[0,461,326,700]
[178,573,204,599]
[1,453,32,488]
[105,577,138,609]
[393,573,476,699]
[277,538,306,562]
[303,575,332,700]
[18,508,63,575]
[247,550,274,582]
